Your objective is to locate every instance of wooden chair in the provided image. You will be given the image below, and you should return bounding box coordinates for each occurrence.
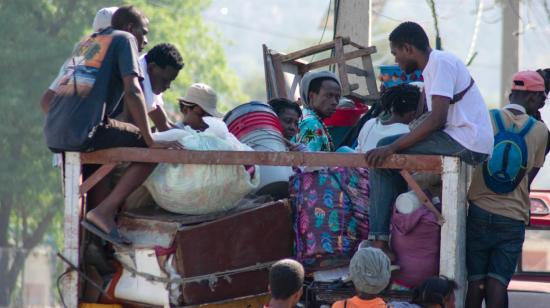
[263,36,380,104]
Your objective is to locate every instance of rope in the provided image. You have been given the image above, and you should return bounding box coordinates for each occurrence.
[56,252,115,305]
[117,259,276,291]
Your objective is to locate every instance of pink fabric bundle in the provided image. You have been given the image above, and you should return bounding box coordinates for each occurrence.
[390,200,441,288]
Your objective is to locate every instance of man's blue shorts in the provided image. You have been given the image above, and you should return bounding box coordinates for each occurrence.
[466,202,526,286]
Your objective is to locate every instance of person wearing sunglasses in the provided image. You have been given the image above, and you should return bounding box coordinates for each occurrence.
[177,83,223,131]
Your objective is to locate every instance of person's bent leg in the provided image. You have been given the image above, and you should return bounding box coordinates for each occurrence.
[84,118,150,234]
[86,162,156,233]
[368,134,408,259]
[83,164,112,211]
[400,131,487,165]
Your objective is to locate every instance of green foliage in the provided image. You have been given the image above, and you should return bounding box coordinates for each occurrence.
[129,0,248,111]
[0,0,243,303]
[0,1,118,303]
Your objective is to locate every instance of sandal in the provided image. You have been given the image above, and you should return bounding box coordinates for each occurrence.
[81,220,132,248]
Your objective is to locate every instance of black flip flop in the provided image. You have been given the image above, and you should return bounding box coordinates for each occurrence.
[81,220,132,247]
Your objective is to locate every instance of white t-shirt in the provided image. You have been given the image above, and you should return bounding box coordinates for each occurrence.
[356,118,410,152]
[423,50,493,154]
[139,55,165,113]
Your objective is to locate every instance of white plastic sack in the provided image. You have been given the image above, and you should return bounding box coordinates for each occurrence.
[144,118,260,215]
[113,249,170,306]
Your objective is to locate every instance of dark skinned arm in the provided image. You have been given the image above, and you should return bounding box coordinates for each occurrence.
[528,167,540,188]
[365,95,450,166]
[528,133,550,188]
[39,89,56,114]
[122,75,183,149]
[148,106,172,132]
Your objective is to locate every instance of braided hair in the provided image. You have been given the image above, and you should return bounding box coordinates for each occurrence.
[380,84,420,116]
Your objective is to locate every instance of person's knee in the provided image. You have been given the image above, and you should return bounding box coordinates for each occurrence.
[466,279,487,307]
[468,279,485,291]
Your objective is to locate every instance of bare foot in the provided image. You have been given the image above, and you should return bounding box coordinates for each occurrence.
[86,209,116,234]
[84,209,131,246]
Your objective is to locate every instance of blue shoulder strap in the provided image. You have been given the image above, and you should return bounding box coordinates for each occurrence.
[491,109,506,133]
[519,116,536,137]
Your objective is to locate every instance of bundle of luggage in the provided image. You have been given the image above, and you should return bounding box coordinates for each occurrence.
[95,199,292,306]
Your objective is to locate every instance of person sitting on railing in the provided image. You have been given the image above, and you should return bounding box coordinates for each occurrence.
[264,259,304,308]
[40,7,118,171]
[356,84,420,153]
[294,71,341,152]
[44,6,183,246]
[364,21,494,261]
[40,7,119,114]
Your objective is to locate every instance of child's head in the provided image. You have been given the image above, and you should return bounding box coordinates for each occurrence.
[268,259,305,305]
[412,276,458,308]
[381,84,421,124]
[349,247,391,296]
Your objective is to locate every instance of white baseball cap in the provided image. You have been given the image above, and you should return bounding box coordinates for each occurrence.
[92,7,118,32]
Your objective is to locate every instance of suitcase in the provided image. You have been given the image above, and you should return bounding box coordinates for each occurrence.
[175,200,293,305]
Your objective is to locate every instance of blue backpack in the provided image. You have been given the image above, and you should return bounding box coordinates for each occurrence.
[482,109,536,194]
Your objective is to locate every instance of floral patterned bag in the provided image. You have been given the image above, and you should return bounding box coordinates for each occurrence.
[290,167,369,270]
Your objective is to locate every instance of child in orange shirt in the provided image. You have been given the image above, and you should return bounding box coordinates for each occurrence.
[332,247,391,308]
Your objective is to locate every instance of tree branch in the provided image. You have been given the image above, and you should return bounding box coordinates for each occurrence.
[0,195,12,247]
[22,208,57,250]
[3,206,57,300]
